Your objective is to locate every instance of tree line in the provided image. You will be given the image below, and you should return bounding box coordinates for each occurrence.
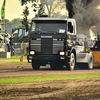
[4,0,67,34]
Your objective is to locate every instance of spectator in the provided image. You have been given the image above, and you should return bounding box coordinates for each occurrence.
[84,38,89,49]
[94,37,100,48]
[94,37,97,45]
[80,38,84,46]
[5,34,10,52]
[89,40,94,48]
[76,38,80,45]
[10,34,14,56]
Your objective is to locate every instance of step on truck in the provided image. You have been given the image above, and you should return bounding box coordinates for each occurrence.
[27,16,94,70]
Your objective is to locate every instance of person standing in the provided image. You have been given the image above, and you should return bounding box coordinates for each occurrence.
[94,37,100,48]
[94,38,97,45]
[5,34,10,52]
[76,38,80,45]
[89,40,94,48]
[80,38,84,46]
[10,34,14,56]
[84,38,89,50]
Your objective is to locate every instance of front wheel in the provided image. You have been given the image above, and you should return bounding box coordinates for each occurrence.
[32,60,40,70]
[66,53,75,71]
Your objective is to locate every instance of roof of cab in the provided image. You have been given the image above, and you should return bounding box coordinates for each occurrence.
[32,17,75,22]
[32,17,68,21]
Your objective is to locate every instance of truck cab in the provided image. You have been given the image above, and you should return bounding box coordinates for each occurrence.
[27,17,94,70]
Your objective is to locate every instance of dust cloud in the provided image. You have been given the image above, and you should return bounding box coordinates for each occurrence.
[65,0,100,36]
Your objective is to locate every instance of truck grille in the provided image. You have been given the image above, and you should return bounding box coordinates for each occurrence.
[41,38,53,54]
[31,39,64,54]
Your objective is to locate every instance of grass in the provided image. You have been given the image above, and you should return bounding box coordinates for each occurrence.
[10,61,30,64]
[0,73,100,85]
[0,51,28,60]
[0,55,27,60]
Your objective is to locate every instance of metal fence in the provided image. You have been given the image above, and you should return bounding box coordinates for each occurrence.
[0,43,29,54]
[13,43,29,52]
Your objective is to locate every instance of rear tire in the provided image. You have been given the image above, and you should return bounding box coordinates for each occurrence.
[79,53,94,70]
[66,53,75,71]
[32,60,40,70]
[87,53,94,69]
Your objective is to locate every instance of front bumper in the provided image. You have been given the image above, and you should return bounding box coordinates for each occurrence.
[27,55,66,63]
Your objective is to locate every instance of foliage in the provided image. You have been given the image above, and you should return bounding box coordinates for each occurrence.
[0,56,27,60]
[0,73,100,84]
[19,0,37,5]
[20,6,29,32]
[5,18,22,34]
[4,18,31,34]
[52,11,67,18]
[40,0,65,17]
[19,0,65,17]
[34,4,46,17]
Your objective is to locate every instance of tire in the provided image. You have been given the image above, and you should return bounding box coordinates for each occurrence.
[87,53,94,70]
[32,60,40,70]
[79,53,94,70]
[66,53,75,71]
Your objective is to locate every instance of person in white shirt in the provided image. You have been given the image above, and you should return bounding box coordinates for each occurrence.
[5,34,10,52]
[80,38,84,46]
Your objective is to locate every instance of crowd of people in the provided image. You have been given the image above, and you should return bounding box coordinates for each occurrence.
[4,34,14,56]
[77,37,100,49]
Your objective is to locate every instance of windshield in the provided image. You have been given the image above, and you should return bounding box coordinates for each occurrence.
[31,20,66,33]
[13,33,17,37]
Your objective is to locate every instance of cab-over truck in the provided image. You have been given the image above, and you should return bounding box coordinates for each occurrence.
[27,17,94,70]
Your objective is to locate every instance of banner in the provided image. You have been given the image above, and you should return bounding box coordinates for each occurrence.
[1,0,6,20]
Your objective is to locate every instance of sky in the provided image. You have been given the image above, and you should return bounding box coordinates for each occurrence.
[0,0,35,21]
[0,0,100,21]
[0,0,67,21]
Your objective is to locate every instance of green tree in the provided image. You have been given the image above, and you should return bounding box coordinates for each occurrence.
[20,6,29,31]
[19,0,65,17]
[5,18,22,34]
[41,0,65,17]
[52,11,67,18]
[19,0,37,5]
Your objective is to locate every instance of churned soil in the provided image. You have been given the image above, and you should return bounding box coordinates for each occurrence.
[0,59,100,100]
[0,78,100,100]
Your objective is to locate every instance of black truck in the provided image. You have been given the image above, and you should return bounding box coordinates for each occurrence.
[27,17,94,70]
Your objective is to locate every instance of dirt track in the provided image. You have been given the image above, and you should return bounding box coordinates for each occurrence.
[0,63,100,78]
[0,60,100,100]
[0,78,100,100]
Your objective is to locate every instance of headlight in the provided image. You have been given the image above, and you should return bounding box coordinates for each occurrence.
[30,51,35,55]
[60,52,65,55]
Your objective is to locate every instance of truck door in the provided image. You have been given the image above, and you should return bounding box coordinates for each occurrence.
[67,20,76,46]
